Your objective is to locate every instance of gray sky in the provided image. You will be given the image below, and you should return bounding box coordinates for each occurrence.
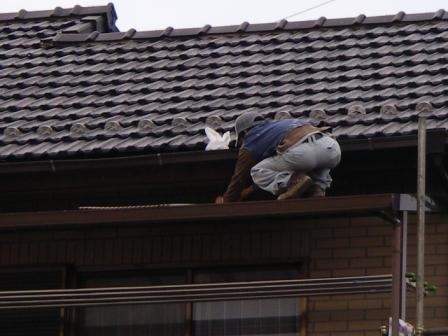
[1,0,447,31]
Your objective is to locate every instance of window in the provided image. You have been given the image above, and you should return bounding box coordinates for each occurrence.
[77,265,304,336]
[78,272,186,336]
[193,266,302,336]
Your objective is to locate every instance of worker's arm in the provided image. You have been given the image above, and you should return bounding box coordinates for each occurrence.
[219,148,258,203]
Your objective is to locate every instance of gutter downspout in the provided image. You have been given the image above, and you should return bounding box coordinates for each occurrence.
[416,116,427,335]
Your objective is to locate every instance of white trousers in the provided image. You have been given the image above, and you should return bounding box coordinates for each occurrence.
[251,134,341,195]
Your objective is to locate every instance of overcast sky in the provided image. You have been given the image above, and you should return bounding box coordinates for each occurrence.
[1,0,447,31]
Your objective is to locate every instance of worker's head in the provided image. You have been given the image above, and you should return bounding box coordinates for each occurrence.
[235,112,264,146]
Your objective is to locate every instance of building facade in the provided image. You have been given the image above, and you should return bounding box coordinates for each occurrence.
[0,4,447,336]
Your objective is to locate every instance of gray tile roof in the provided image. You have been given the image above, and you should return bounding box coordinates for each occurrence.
[0,5,447,160]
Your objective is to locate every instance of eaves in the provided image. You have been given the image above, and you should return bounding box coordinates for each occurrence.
[0,194,399,231]
[0,130,445,175]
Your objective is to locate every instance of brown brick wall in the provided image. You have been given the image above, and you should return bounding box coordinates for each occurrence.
[306,214,448,336]
[0,214,447,335]
[0,221,310,269]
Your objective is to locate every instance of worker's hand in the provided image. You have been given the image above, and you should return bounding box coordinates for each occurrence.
[215,195,224,204]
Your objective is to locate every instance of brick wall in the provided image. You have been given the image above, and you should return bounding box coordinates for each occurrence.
[306,214,448,336]
[0,213,446,335]
[0,221,310,268]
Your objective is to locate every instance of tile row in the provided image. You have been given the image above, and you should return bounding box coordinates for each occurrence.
[3,40,448,71]
[1,105,446,144]
[1,80,447,103]
[1,60,447,87]
[49,22,448,52]
[1,117,447,159]
[0,86,446,112]
[2,21,447,59]
[2,65,446,91]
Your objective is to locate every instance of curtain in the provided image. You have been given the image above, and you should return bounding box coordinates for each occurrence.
[79,273,186,336]
[193,266,301,336]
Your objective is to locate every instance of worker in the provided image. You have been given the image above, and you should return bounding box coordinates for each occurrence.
[215,112,341,203]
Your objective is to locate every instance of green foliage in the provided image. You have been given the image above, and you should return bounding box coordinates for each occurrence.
[405,272,437,295]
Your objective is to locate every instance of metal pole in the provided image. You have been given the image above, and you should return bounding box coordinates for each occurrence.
[391,218,402,336]
[416,116,426,334]
[401,211,408,321]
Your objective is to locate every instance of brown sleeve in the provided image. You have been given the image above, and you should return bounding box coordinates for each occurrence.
[223,148,258,202]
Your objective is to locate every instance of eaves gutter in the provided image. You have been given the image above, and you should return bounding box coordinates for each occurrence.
[0,130,445,175]
[0,149,236,175]
[341,129,446,152]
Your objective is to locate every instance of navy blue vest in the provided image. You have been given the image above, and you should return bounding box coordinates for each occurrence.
[243,119,306,160]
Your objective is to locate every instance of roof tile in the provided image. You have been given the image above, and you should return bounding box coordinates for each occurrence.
[0,8,448,159]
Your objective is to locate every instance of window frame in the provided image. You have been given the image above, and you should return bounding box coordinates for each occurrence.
[73,260,308,336]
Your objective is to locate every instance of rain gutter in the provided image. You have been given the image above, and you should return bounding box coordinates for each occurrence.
[0,130,445,175]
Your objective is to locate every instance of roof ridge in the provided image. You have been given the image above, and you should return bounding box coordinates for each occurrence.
[49,9,447,44]
[0,3,118,32]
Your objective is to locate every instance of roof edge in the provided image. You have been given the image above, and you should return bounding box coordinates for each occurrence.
[0,194,398,230]
[0,3,118,32]
[50,9,447,44]
[0,130,445,175]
